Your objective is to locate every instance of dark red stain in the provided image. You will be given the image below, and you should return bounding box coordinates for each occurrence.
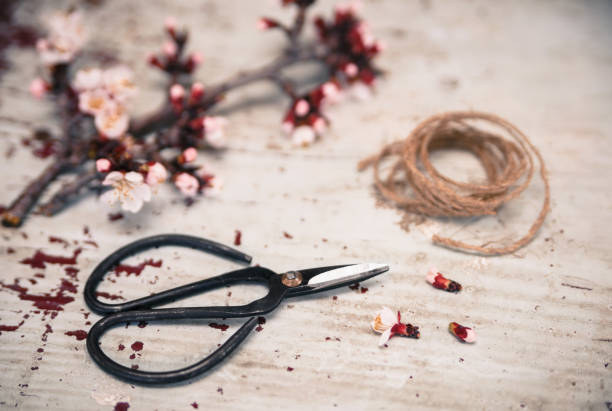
[113,259,162,276]
[41,323,53,342]
[137,321,147,328]
[217,387,223,395]
[34,273,44,278]
[37,348,44,353]
[131,341,143,351]
[255,316,266,332]
[332,295,337,300]
[348,282,359,290]
[234,230,242,246]
[0,320,24,334]
[30,366,38,370]
[64,267,79,279]
[114,402,129,411]
[118,344,125,351]
[108,212,124,221]
[0,279,75,311]
[32,140,56,159]
[83,226,90,236]
[83,240,98,248]
[7,247,15,254]
[65,330,87,341]
[129,353,136,360]
[131,364,138,370]
[287,366,294,372]
[360,286,368,294]
[191,402,199,409]
[20,248,82,269]
[95,291,124,301]
[283,231,293,239]
[209,322,229,331]
[48,236,69,247]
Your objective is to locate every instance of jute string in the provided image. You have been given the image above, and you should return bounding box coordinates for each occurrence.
[358,111,550,255]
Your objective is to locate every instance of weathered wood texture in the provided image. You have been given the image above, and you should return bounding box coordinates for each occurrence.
[0,1,610,410]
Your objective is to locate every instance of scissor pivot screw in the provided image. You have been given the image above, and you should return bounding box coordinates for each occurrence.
[282,271,303,287]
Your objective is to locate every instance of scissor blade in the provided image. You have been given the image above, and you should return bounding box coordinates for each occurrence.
[307,263,389,287]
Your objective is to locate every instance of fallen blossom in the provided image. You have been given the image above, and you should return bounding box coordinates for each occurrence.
[449,322,476,343]
[144,162,167,186]
[426,267,462,293]
[101,171,152,213]
[371,307,420,346]
[290,125,316,147]
[181,147,197,163]
[175,172,199,197]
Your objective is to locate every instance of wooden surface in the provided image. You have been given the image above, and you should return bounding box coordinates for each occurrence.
[1,1,611,410]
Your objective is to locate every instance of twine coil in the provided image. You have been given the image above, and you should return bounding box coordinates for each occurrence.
[358,111,550,255]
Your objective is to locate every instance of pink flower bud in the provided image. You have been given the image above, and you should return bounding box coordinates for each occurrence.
[345,63,359,77]
[145,162,167,186]
[163,41,178,58]
[164,16,177,33]
[190,82,205,102]
[312,117,327,133]
[182,147,197,163]
[190,52,203,65]
[147,53,163,69]
[29,78,49,99]
[257,18,278,31]
[294,99,310,117]
[96,158,112,173]
[170,84,185,100]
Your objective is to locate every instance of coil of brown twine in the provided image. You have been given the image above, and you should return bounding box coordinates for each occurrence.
[358,111,550,255]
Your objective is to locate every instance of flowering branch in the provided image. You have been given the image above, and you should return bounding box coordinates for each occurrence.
[2,1,383,227]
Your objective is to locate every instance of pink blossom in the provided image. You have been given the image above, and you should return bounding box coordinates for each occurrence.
[94,102,129,139]
[190,52,203,65]
[175,173,199,197]
[37,11,86,65]
[101,171,151,213]
[182,147,197,163]
[29,78,49,99]
[103,66,136,102]
[73,68,103,92]
[190,82,205,102]
[321,81,342,105]
[344,63,359,77]
[203,116,229,148]
[170,84,185,100]
[78,89,111,115]
[145,162,167,186]
[96,158,111,173]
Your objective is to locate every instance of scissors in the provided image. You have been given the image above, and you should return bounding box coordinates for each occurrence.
[84,234,388,384]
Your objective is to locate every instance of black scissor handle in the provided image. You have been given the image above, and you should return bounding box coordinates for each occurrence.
[86,282,287,384]
[84,234,253,315]
[84,234,288,384]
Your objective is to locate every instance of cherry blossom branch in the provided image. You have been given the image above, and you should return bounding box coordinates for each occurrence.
[3,1,383,227]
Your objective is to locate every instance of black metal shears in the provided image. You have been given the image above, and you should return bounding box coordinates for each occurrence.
[84,234,388,384]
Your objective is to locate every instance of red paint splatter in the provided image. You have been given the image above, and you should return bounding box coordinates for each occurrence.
[41,323,53,342]
[118,344,125,351]
[48,236,69,247]
[131,341,143,351]
[0,320,24,334]
[234,230,242,246]
[0,279,75,311]
[64,267,79,279]
[65,330,87,341]
[129,353,136,360]
[283,231,293,239]
[191,402,199,409]
[209,323,229,331]
[114,402,129,411]
[95,291,124,301]
[113,259,162,276]
[20,248,82,269]
[108,212,124,221]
